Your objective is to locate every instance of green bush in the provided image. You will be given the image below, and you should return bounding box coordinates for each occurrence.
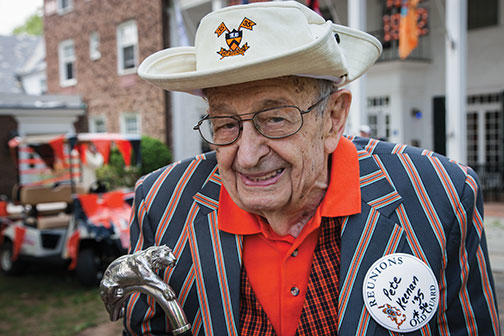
[95,149,140,190]
[95,136,172,190]
[140,135,172,175]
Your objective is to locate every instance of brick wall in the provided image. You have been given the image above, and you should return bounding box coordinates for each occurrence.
[0,116,18,197]
[44,0,170,145]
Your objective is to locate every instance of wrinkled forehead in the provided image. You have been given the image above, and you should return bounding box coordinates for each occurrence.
[204,76,322,109]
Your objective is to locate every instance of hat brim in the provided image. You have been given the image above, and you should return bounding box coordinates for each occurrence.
[138,23,382,95]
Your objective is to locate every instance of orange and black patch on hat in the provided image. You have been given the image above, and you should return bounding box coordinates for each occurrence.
[215,17,256,59]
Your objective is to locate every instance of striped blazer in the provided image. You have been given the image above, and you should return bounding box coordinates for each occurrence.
[124,137,500,336]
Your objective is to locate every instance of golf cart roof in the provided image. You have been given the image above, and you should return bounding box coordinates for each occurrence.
[9,133,141,147]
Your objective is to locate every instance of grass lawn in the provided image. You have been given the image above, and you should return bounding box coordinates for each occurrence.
[0,263,114,336]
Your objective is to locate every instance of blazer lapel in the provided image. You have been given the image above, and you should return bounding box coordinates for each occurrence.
[338,143,409,335]
[190,167,241,336]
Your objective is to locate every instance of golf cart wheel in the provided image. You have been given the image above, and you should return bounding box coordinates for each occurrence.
[75,248,103,286]
[0,240,25,275]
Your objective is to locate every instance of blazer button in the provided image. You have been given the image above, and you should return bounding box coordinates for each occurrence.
[290,286,300,296]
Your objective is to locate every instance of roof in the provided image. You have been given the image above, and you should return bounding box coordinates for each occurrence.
[0,35,42,93]
[16,39,46,77]
[0,92,85,110]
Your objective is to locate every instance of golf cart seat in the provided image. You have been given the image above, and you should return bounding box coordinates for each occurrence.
[19,184,86,217]
[37,213,72,229]
[20,184,74,205]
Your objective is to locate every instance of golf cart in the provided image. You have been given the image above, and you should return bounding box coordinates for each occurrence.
[0,133,141,286]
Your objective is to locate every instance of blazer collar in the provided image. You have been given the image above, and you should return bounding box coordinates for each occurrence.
[354,138,403,218]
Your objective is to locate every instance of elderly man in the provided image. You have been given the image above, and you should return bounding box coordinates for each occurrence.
[124,1,499,335]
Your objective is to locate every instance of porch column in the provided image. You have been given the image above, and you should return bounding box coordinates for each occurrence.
[170,0,206,160]
[212,0,223,11]
[445,0,467,163]
[347,0,367,136]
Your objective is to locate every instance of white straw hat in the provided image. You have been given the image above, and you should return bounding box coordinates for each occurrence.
[138,1,382,95]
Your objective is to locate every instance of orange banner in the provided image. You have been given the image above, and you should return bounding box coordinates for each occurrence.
[67,230,80,270]
[12,226,26,261]
[115,140,132,166]
[398,0,419,59]
[91,139,111,164]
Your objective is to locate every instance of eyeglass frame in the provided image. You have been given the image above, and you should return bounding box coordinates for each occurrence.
[193,91,333,146]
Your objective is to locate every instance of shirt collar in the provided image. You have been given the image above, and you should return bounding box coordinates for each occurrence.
[218,136,361,235]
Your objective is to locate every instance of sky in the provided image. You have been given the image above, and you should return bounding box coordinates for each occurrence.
[0,0,43,35]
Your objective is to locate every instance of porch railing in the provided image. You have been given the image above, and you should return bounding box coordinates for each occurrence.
[470,163,504,202]
[367,29,432,63]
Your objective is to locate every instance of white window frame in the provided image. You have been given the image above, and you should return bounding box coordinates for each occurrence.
[89,115,107,133]
[40,78,48,94]
[116,20,139,75]
[57,0,73,14]
[120,112,141,135]
[58,39,76,87]
[89,31,101,61]
[367,96,391,140]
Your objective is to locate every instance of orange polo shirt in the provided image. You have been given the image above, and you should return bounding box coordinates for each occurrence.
[218,137,361,336]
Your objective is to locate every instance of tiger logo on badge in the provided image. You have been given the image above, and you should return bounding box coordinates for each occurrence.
[215,17,256,59]
[362,253,439,333]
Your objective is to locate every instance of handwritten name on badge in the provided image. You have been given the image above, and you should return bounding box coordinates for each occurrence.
[362,253,439,333]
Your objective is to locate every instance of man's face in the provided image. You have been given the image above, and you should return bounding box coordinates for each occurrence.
[205,77,349,219]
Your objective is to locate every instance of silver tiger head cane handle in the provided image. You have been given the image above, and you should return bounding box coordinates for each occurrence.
[99,245,192,335]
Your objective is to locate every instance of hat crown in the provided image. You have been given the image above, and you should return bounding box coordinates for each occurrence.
[137,0,382,94]
[195,1,332,72]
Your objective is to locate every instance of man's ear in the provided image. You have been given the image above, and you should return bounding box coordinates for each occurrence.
[323,89,351,153]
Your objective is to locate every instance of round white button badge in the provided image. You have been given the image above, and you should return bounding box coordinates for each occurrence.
[362,253,439,333]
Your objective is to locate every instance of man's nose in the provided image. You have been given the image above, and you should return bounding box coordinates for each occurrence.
[235,121,269,169]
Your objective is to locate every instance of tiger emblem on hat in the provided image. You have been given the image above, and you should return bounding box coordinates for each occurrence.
[215,17,256,59]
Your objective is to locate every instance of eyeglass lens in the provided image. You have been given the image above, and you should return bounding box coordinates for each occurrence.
[199,107,303,145]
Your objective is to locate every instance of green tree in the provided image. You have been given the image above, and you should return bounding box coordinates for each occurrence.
[12,11,43,36]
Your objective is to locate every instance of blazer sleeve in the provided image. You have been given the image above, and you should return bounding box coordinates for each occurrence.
[441,167,500,335]
[123,176,172,336]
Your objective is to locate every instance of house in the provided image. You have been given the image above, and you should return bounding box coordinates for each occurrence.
[42,0,271,161]
[43,0,169,144]
[0,34,85,197]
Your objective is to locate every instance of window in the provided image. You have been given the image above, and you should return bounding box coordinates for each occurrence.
[40,78,47,94]
[468,0,499,29]
[466,111,479,166]
[57,0,73,14]
[484,110,502,166]
[120,112,141,135]
[466,92,503,193]
[58,39,76,87]
[117,20,138,74]
[90,31,101,60]
[89,115,107,133]
[367,96,391,140]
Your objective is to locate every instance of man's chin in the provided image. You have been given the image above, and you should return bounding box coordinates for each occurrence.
[237,196,287,214]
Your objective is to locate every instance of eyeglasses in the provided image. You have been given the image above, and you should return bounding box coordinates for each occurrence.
[193,93,331,146]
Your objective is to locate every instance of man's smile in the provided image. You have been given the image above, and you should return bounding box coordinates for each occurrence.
[238,168,285,186]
